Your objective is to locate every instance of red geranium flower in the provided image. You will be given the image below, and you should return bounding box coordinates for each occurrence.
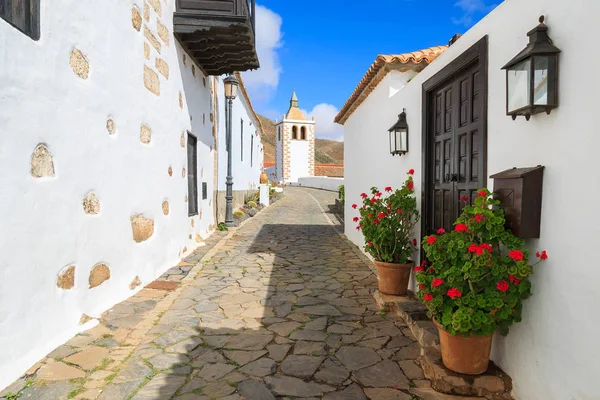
[496,280,509,293]
[412,239,417,246]
[397,209,403,213]
[455,223,468,233]
[378,212,385,219]
[375,191,382,197]
[418,284,425,290]
[387,203,391,209]
[459,194,469,203]
[427,236,437,245]
[352,217,359,222]
[508,250,524,261]
[437,228,445,234]
[368,214,374,218]
[432,278,444,287]
[477,189,487,198]
[414,266,424,273]
[385,186,393,192]
[481,243,492,252]
[475,215,483,223]
[407,181,414,191]
[509,275,520,285]
[371,198,377,204]
[447,288,462,299]
[536,250,548,260]
[468,244,479,254]
[367,241,373,247]
[408,169,415,175]
[423,293,433,301]
[373,219,380,225]
[360,193,368,199]
[420,260,427,268]
[352,204,358,209]
[356,226,361,231]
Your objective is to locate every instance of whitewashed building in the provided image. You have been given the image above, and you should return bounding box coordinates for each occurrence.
[337,1,600,399]
[275,91,316,184]
[0,0,260,389]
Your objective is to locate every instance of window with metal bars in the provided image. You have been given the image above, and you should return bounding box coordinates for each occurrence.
[187,132,198,216]
[0,0,40,40]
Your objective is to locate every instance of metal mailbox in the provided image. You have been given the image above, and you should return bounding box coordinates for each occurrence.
[490,166,545,238]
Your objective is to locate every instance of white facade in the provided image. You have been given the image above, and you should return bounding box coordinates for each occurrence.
[342,1,600,399]
[296,177,344,192]
[0,0,258,390]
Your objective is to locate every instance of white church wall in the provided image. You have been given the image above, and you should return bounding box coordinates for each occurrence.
[343,1,600,398]
[288,140,310,183]
[296,177,344,192]
[0,0,215,389]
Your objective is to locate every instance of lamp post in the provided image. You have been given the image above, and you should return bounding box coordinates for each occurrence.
[224,73,239,227]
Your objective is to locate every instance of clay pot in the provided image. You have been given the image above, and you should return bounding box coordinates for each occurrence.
[374,261,413,296]
[260,172,268,184]
[434,320,493,375]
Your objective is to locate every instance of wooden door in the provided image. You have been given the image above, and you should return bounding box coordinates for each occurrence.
[423,38,487,236]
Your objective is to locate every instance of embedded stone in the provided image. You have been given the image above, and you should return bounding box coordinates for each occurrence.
[293,341,326,356]
[180,132,185,147]
[144,26,161,53]
[106,118,116,135]
[130,214,154,242]
[57,265,75,289]
[168,166,173,176]
[179,91,183,109]
[147,0,161,15]
[69,49,89,79]
[140,124,151,144]
[144,43,150,60]
[129,276,142,290]
[315,359,350,385]
[149,353,189,370]
[267,344,290,361]
[336,346,381,371]
[79,313,93,325]
[83,192,100,214]
[225,333,273,350]
[224,350,267,366]
[237,379,275,400]
[281,355,324,378]
[143,2,150,21]
[31,144,55,177]
[265,376,332,398]
[363,388,412,400]
[398,359,424,380]
[202,381,236,398]
[64,347,110,370]
[196,363,235,382]
[324,384,367,400]
[155,57,169,79]
[354,360,409,388]
[473,375,505,392]
[239,358,277,377]
[36,362,85,381]
[89,263,111,288]
[297,304,342,316]
[143,65,160,95]
[132,374,186,399]
[162,200,169,215]
[267,321,301,337]
[157,20,169,46]
[290,330,327,342]
[131,7,142,31]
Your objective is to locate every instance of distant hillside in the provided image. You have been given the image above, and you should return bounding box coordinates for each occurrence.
[258,114,344,165]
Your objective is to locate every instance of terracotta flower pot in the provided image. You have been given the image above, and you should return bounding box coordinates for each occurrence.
[374,261,413,296]
[434,320,493,375]
[260,172,268,184]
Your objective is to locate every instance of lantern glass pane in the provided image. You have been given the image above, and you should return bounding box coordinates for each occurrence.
[389,130,394,154]
[398,129,408,152]
[507,59,531,113]
[533,56,549,105]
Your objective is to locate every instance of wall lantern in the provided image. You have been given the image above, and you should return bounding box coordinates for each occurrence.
[388,109,409,156]
[223,73,239,100]
[502,16,561,121]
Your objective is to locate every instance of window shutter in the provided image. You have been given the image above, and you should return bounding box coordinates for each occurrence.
[0,0,40,40]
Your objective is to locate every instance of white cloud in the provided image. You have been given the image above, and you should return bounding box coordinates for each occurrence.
[302,103,345,142]
[452,0,497,26]
[241,5,283,103]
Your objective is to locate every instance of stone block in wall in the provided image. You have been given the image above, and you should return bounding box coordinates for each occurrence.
[143,2,150,21]
[83,192,100,214]
[132,7,142,31]
[89,264,110,288]
[106,118,116,135]
[130,214,154,243]
[69,49,89,79]
[129,276,142,290]
[155,57,169,79]
[147,0,161,16]
[143,66,160,96]
[57,265,75,290]
[140,124,152,144]
[162,200,169,215]
[157,20,169,46]
[144,43,150,60]
[31,144,55,178]
[144,27,161,54]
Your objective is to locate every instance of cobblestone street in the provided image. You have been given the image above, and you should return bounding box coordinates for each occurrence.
[3,187,434,400]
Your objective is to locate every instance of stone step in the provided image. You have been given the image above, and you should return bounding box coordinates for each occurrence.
[411,387,485,399]
[372,290,514,400]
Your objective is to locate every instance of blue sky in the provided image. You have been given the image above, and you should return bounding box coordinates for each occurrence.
[242,0,498,141]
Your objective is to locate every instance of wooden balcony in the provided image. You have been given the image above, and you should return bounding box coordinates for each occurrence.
[174,0,259,76]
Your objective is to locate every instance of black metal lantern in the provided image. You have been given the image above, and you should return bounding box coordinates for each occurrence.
[502,16,561,121]
[388,109,409,156]
[223,73,239,100]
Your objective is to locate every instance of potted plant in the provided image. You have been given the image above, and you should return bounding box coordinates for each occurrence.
[352,169,419,295]
[418,189,548,375]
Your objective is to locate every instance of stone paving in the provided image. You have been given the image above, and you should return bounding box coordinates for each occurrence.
[2,187,434,400]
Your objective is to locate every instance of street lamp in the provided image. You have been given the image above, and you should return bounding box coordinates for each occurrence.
[224,73,239,227]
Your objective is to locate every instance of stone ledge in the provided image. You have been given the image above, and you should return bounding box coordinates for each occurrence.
[373,291,514,400]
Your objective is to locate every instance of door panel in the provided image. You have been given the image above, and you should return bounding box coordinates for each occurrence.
[427,62,485,234]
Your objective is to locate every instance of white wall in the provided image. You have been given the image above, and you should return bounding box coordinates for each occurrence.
[215,80,263,195]
[288,140,310,183]
[0,0,216,389]
[276,126,283,182]
[343,1,600,398]
[296,177,344,192]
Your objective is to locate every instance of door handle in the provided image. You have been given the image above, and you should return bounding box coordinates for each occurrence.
[450,173,458,182]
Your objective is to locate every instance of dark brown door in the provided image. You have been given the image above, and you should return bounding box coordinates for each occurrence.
[423,38,487,235]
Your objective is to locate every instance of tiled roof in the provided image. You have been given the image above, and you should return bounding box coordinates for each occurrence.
[334,46,448,125]
[235,72,265,136]
[286,107,307,121]
[315,164,344,178]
